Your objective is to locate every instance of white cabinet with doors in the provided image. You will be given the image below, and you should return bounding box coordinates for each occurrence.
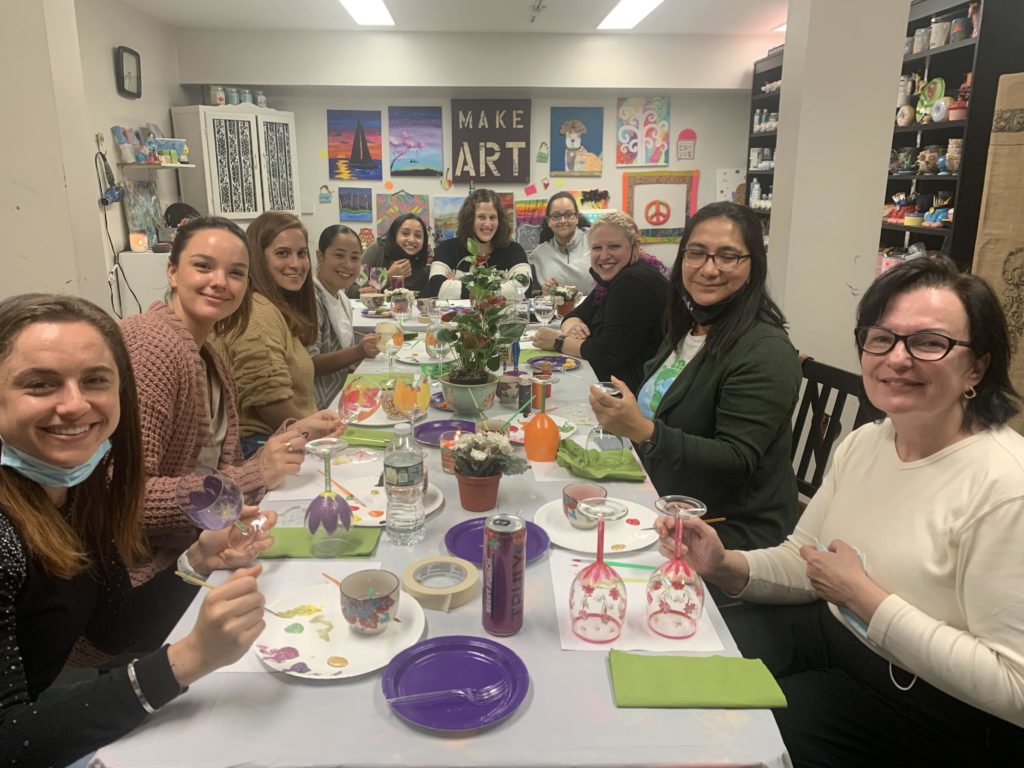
[171,104,302,220]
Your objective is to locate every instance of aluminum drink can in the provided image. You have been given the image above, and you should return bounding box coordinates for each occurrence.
[482,514,527,636]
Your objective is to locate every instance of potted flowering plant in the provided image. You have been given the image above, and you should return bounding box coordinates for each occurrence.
[435,239,527,415]
[451,431,529,512]
[547,282,580,316]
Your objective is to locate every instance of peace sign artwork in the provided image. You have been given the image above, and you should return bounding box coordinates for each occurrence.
[623,170,700,244]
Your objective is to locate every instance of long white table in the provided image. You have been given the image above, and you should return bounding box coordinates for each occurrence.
[95,344,789,768]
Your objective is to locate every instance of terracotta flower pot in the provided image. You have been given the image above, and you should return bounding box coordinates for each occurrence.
[556,299,577,317]
[455,472,501,513]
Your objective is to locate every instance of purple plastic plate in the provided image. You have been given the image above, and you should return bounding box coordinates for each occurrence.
[429,392,452,411]
[527,354,581,372]
[414,419,475,447]
[381,635,529,732]
[444,518,550,565]
[361,308,392,318]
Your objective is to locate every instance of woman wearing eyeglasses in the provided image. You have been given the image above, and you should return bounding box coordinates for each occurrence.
[588,202,801,551]
[652,256,1024,765]
[528,192,593,293]
[533,211,668,392]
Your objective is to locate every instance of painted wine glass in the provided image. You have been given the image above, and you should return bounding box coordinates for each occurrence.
[568,498,629,643]
[175,466,262,548]
[304,438,354,556]
[393,372,431,431]
[376,319,404,377]
[390,290,412,325]
[645,495,707,639]
[337,379,381,461]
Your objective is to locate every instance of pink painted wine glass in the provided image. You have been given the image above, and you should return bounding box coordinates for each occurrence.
[645,495,707,639]
[568,498,629,643]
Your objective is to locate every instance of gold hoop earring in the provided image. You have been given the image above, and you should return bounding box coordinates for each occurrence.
[964,386,977,400]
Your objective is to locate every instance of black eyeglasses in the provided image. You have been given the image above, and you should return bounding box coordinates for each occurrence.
[681,247,750,271]
[548,211,578,222]
[854,326,973,361]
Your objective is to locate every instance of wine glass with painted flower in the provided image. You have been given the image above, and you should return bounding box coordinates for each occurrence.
[568,498,629,643]
[393,372,431,432]
[376,319,404,377]
[175,466,264,548]
[645,495,707,639]
[303,438,354,556]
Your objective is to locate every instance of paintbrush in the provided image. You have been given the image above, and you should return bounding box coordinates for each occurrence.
[175,571,285,617]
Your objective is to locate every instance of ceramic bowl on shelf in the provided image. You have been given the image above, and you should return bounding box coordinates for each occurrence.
[903,214,925,227]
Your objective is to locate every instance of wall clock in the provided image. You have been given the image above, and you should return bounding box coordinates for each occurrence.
[115,46,141,99]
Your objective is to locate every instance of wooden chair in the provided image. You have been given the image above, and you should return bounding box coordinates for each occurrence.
[791,356,880,499]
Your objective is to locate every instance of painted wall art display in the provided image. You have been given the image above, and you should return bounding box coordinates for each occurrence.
[623,170,699,244]
[676,128,697,161]
[388,106,443,177]
[432,195,464,243]
[715,168,745,203]
[514,198,548,255]
[328,109,383,181]
[123,179,163,244]
[451,99,531,183]
[616,96,670,167]
[339,187,373,222]
[376,191,430,237]
[549,106,603,177]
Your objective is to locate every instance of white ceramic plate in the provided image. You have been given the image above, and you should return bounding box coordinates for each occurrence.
[254,584,425,679]
[533,498,658,554]
[506,414,576,445]
[395,347,456,366]
[271,479,444,528]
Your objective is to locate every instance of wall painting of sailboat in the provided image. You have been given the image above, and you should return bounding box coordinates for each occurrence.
[328,109,383,180]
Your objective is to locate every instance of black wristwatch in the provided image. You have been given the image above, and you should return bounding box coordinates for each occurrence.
[553,335,566,353]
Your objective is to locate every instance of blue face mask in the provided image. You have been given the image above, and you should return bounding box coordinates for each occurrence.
[0,439,111,488]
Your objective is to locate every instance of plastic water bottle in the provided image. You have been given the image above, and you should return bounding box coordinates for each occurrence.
[384,423,426,545]
[750,178,761,207]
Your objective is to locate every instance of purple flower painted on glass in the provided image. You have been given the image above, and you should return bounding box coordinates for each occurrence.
[183,473,243,530]
[305,491,352,534]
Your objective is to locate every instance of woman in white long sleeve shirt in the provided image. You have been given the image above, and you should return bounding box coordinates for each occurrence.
[660,256,1024,766]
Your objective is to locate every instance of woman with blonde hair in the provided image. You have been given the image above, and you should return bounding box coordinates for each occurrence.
[213,212,341,457]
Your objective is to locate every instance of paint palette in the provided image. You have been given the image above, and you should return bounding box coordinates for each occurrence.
[255,583,426,679]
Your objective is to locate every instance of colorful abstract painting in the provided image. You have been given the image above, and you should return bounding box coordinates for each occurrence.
[376,191,430,237]
[623,170,699,243]
[338,187,372,222]
[328,109,383,181]
[550,106,603,177]
[514,199,548,254]
[388,106,443,177]
[616,96,670,167]
[432,196,464,243]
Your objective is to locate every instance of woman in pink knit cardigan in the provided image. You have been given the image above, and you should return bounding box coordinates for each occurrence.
[119,217,342,585]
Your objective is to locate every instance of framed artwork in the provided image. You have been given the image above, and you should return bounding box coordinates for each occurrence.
[451,99,531,183]
[616,96,670,167]
[514,199,548,255]
[432,196,464,243]
[623,170,700,244]
[327,110,383,180]
[338,187,372,222]
[549,106,603,177]
[388,106,443,177]
[376,191,430,237]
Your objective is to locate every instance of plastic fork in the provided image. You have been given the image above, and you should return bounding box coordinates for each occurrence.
[385,680,507,706]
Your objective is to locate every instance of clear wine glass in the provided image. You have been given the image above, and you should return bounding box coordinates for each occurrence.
[369,267,389,293]
[586,381,627,460]
[645,495,707,639]
[175,467,262,548]
[424,322,453,362]
[353,266,369,290]
[531,296,555,328]
[391,291,412,325]
[304,438,354,556]
[568,498,629,643]
[376,319,404,378]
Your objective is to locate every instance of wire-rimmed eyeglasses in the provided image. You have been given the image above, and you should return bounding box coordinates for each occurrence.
[854,326,972,361]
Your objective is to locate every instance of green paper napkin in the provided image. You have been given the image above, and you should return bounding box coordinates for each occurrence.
[348,373,396,386]
[260,527,381,559]
[608,650,787,709]
[340,425,394,449]
[556,438,645,481]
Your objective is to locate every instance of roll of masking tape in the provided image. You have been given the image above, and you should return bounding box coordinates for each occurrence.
[402,556,478,612]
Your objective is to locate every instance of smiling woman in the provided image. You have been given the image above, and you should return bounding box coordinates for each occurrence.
[350,214,432,299]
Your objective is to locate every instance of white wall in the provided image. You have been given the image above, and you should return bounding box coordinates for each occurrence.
[74,0,190,312]
[271,88,750,266]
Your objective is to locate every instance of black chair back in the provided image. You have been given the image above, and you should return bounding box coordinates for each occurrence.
[792,357,880,498]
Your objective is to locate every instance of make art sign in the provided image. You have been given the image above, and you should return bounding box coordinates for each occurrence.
[451,99,531,183]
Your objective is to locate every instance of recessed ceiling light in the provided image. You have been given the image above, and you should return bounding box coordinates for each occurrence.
[597,0,667,30]
[773,23,787,32]
[339,0,395,26]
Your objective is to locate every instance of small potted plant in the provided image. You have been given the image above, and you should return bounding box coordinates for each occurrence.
[547,282,580,317]
[435,239,528,416]
[450,431,529,512]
